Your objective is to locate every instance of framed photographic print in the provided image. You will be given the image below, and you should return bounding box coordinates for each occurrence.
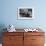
[17,7,34,19]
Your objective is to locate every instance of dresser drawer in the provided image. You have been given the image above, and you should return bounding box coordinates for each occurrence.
[32,36,45,44]
[24,36,32,42]
[24,32,44,36]
[3,42,23,46]
[3,32,23,36]
[3,35,23,44]
[32,44,44,46]
[24,36,32,46]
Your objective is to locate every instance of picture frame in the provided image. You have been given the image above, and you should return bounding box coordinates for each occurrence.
[17,7,34,19]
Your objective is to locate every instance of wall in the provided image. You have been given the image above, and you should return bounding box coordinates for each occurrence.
[0,0,46,30]
[0,0,46,43]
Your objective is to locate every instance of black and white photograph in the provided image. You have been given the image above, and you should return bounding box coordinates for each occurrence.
[17,7,34,19]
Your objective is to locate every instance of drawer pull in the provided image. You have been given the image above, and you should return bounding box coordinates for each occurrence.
[9,38,13,40]
[32,39,36,40]
[9,38,12,40]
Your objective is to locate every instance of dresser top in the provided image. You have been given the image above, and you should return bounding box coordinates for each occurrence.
[15,29,44,32]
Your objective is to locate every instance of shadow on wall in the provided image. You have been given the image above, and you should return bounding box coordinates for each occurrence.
[0,24,7,43]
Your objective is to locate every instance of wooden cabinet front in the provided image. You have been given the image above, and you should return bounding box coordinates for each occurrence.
[24,32,45,46]
[24,35,32,46]
[3,32,23,46]
[2,32,45,46]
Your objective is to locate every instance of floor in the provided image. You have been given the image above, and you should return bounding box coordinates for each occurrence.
[0,44,2,46]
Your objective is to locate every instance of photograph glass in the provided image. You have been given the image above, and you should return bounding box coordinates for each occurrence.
[17,7,34,19]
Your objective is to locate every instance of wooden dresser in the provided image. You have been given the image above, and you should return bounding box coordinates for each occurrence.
[2,32,45,46]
